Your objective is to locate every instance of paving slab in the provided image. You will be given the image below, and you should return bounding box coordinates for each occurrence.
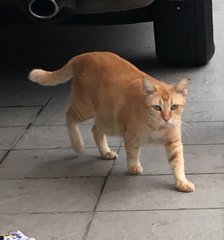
[34,106,94,126]
[0,148,115,179]
[15,126,70,149]
[0,212,91,240]
[0,127,25,150]
[15,125,122,149]
[112,145,224,175]
[0,150,6,160]
[33,84,70,126]
[45,83,71,107]
[182,122,224,144]
[183,101,224,122]
[186,82,224,102]
[97,175,224,211]
[0,76,57,107]
[0,107,40,127]
[0,150,7,162]
[87,210,224,240]
[33,105,67,126]
[0,178,104,213]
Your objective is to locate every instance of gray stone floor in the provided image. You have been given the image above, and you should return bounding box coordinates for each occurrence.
[0,2,224,240]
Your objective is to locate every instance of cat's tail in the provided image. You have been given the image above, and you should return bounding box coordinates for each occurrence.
[28,61,73,86]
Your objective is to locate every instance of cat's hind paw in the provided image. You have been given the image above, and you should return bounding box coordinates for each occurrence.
[176,180,195,192]
[128,165,143,175]
[101,151,118,160]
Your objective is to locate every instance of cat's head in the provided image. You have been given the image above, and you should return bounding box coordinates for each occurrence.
[142,77,188,128]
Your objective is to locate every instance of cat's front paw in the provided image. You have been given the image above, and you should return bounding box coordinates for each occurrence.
[128,165,143,175]
[101,151,118,160]
[176,180,195,192]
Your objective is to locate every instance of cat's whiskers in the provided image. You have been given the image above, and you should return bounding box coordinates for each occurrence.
[182,121,192,129]
[181,121,192,139]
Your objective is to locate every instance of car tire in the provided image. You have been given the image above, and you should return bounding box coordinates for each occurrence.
[153,0,215,67]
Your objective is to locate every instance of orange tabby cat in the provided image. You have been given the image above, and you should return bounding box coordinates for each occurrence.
[29,52,195,192]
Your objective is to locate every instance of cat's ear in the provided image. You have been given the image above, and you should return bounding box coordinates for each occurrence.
[174,78,188,96]
[142,77,157,96]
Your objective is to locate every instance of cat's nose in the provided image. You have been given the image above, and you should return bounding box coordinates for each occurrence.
[163,116,170,123]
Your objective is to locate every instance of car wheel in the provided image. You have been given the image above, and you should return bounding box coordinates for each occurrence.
[153,0,215,66]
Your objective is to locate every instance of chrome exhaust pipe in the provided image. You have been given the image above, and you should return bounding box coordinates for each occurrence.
[29,0,60,19]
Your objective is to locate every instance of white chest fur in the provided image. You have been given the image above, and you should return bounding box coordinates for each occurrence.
[141,128,167,145]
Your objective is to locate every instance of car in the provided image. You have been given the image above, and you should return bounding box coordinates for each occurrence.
[0,0,215,67]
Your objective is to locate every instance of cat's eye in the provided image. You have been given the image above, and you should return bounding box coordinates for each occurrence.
[152,105,162,111]
[171,104,179,110]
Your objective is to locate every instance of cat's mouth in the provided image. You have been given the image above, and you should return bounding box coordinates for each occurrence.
[160,121,174,128]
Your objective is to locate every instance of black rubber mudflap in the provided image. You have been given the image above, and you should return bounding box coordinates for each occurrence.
[153,0,215,67]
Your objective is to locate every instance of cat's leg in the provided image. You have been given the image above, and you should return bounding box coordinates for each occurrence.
[66,107,84,153]
[165,141,195,192]
[92,124,118,160]
[124,133,143,174]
